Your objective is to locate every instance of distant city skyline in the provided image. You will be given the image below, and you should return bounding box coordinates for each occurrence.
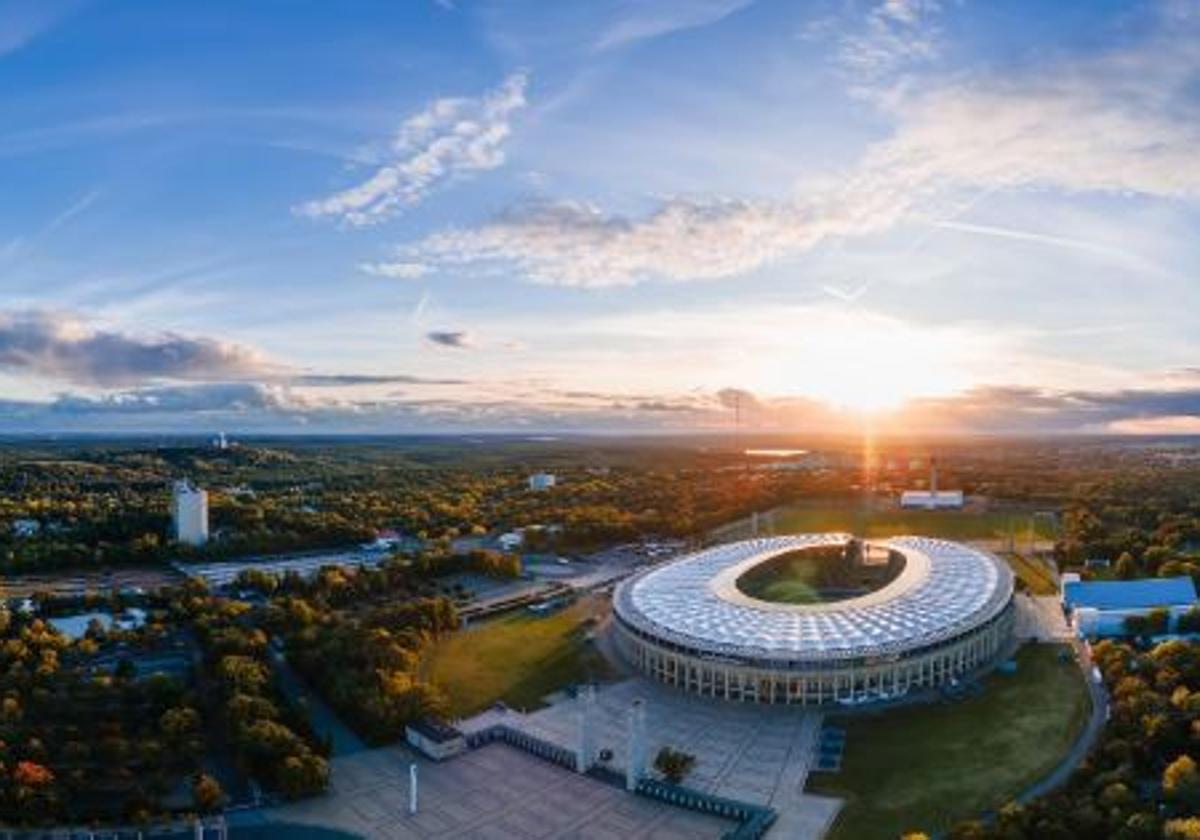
[3,0,1200,434]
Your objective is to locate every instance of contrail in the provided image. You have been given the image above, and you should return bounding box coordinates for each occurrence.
[936,220,1123,257]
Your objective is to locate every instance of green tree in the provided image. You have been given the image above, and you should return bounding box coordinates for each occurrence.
[653,746,696,784]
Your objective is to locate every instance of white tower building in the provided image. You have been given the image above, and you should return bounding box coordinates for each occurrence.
[172,479,209,546]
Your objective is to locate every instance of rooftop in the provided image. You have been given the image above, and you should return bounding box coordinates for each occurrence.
[1063,576,1198,611]
[407,718,464,744]
[615,535,1013,661]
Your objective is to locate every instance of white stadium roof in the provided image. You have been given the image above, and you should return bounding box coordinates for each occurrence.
[614,534,1012,662]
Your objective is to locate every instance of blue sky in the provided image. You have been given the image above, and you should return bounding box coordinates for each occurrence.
[2,0,1200,434]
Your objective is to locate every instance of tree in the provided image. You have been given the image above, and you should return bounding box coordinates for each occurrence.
[1179,608,1200,635]
[1164,754,1200,809]
[1115,551,1137,580]
[13,760,53,786]
[653,746,696,784]
[191,773,224,813]
[1166,817,1200,840]
[277,751,329,798]
[1148,607,1172,636]
[1124,614,1150,636]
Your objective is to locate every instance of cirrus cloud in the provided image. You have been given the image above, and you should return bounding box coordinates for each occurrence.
[387,4,1200,288]
[297,72,528,225]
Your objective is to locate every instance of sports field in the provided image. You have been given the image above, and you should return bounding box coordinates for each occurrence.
[765,500,1055,542]
[807,643,1089,839]
[424,595,611,717]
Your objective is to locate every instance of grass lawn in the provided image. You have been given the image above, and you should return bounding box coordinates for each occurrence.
[424,595,611,717]
[771,501,1054,541]
[808,643,1089,839]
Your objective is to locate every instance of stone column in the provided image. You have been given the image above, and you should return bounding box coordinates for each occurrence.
[576,684,596,773]
[626,698,647,792]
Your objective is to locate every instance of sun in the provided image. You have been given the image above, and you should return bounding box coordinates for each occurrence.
[756,310,978,414]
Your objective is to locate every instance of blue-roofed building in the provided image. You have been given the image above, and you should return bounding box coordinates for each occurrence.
[1061,573,1198,638]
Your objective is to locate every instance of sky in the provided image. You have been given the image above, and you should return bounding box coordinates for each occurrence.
[2,0,1200,435]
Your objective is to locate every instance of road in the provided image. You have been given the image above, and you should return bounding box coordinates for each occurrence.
[269,643,368,757]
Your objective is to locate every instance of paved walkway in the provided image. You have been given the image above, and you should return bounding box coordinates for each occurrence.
[264,742,736,839]
[1016,594,1073,641]
[461,677,836,839]
[271,644,369,756]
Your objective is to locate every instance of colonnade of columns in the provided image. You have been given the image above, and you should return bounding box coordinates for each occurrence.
[614,602,1015,705]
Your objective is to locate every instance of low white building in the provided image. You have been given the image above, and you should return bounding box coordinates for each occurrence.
[172,479,209,546]
[900,458,964,509]
[528,472,556,491]
[497,530,524,552]
[900,490,965,510]
[405,720,467,761]
[11,518,40,538]
[1062,573,1199,638]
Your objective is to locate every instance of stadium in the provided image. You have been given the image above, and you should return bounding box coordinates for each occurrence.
[612,534,1015,705]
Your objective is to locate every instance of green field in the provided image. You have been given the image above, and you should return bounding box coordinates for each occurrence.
[769,501,1054,541]
[808,644,1089,839]
[424,596,611,717]
[736,545,900,604]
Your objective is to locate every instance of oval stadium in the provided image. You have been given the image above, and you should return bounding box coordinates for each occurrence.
[612,534,1016,705]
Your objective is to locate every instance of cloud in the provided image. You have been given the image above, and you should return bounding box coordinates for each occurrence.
[44,188,102,233]
[10,374,1200,435]
[396,4,1200,288]
[396,197,895,287]
[838,0,944,80]
[359,261,431,280]
[716,387,761,412]
[289,373,467,386]
[297,72,528,225]
[49,383,299,415]
[426,330,475,349]
[0,0,84,58]
[594,0,754,52]
[0,310,469,390]
[890,383,1200,434]
[0,311,270,387]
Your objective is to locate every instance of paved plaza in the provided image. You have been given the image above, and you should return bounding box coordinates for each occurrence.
[1018,594,1073,641]
[261,740,736,839]
[462,677,840,838]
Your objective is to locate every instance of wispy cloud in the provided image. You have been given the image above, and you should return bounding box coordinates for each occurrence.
[393,5,1200,288]
[359,260,431,280]
[838,0,945,81]
[391,197,897,287]
[296,72,528,225]
[44,188,102,233]
[289,373,467,387]
[594,0,754,52]
[0,0,84,59]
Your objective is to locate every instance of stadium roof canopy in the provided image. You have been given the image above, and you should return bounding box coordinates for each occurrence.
[616,534,1013,662]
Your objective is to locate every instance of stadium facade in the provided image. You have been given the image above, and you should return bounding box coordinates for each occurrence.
[612,534,1015,705]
